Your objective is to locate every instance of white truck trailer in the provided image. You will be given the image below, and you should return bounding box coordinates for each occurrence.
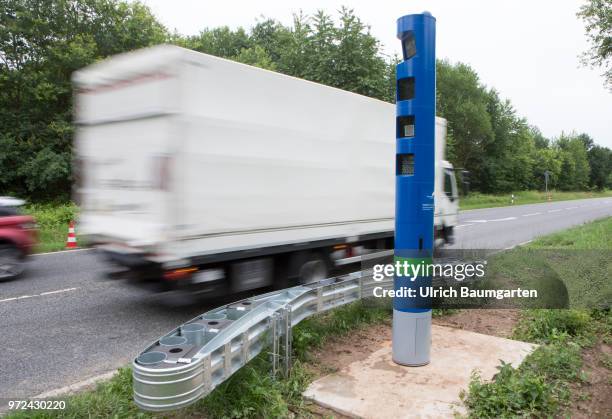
[73,45,458,296]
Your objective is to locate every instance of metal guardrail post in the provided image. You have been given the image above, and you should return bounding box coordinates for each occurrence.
[132,269,394,412]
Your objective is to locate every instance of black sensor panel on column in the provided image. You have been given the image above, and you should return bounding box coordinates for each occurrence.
[397,77,415,101]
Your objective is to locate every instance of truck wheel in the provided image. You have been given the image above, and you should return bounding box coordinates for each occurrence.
[0,245,24,280]
[297,253,330,284]
[444,225,455,244]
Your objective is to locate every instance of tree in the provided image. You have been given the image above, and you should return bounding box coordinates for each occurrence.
[0,4,608,201]
[556,134,591,190]
[184,26,251,58]
[532,147,562,190]
[577,0,612,90]
[587,144,612,190]
[531,126,550,149]
[479,89,536,192]
[436,60,493,191]
[0,0,167,201]
[235,45,277,70]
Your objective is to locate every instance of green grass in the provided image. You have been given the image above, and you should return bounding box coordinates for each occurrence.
[4,300,392,419]
[462,217,612,418]
[0,302,467,419]
[529,216,612,250]
[22,202,78,253]
[460,190,612,210]
[7,217,610,418]
[483,217,612,309]
[462,308,611,418]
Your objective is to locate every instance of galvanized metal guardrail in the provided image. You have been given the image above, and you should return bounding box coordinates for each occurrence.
[132,269,392,412]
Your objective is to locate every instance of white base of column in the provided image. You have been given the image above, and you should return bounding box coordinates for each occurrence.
[392,309,432,366]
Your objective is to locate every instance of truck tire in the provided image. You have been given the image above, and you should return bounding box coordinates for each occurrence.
[295,252,330,285]
[444,225,455,244]
[0,244,24,281]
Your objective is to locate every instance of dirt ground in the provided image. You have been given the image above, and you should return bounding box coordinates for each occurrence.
[306,310,519,379]
[569,340,612,418]
[302,309,611,418]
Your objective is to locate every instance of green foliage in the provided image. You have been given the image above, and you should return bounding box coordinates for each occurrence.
[4,368,147,419]
[0,0,167,201]
[512,310,591,344]
[24,201,78,252]
[4,300,390,419]
[196,355,300,419]
[463,224,612,417]
[587,144,612,190]
[556,134,591,191]
[577,0,612,90]
[529,213,612,250]
[462,361,565,418]
[460,189,612,210]
[462,308,610,418]
[436,60,493,191]
[0,3,610,202]
[481,89,535,192]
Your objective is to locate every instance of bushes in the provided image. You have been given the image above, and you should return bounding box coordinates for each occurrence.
[512,310,591,344]
[23,202,78,252]
[462,309,608,418]
[462,361,565,418]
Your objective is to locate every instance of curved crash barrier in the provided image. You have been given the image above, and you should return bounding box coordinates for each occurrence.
[132,270,392,412]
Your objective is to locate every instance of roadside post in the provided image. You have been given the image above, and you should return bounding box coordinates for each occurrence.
[393,12,436,366]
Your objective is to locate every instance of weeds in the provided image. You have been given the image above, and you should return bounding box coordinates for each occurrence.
[463,308,611,418]
[23,202,78,252]
[512,310,591,344]
[462,362,565,418]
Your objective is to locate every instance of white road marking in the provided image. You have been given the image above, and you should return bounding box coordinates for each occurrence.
[455,224,473,228]
[0,287,78,303]
[0,297,17,302]
[566,206,579,210]
[548,209,562,213]
[33,248,93,257]
[522,212,542,217]
[464,217,516,223]
[40,288,78,296]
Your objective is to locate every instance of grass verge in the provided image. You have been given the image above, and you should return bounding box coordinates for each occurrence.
[460,189,612,210]
[4,300,392,419]
[462,217,612,418]
[23,202,79,253]
[484,217,611,308]
[6,220,610,417]
[4,299,455,418]
[461,308,610,418]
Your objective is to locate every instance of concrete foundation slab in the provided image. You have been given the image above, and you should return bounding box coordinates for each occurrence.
[303,325,537,418]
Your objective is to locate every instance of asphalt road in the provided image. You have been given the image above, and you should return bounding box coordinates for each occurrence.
[1,197,611,402]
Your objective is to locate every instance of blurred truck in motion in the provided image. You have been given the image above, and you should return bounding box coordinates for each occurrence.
[72,45,458,297]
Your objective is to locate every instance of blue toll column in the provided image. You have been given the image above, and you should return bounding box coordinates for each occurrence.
[393,12,436,366]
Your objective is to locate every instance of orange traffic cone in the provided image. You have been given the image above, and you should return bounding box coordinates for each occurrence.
[66,221,78,249]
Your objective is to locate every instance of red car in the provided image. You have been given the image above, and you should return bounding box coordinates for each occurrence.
[0,197,38,280]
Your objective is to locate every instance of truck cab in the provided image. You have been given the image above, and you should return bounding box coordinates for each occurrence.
[435,160,459,245]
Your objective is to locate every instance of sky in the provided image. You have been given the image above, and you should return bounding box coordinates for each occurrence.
[141,0,612,148]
